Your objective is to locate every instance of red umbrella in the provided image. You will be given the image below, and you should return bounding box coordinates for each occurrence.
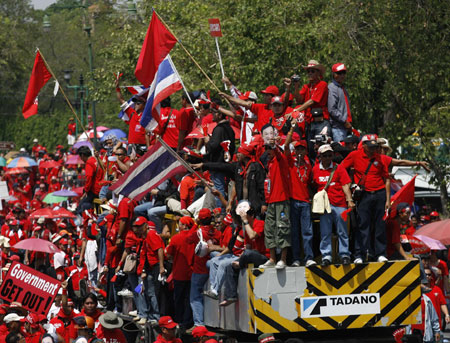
[53,207,76,219]
[13,238,61,254]
[404,235,430,255]
[39,160,61,169]
[207,123,240,139]
[29,208,56,219]
[5,167,29,175]
[65,155,84,165]
[414,219,450,245]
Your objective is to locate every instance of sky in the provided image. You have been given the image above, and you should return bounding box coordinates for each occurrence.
[31,0,57,10]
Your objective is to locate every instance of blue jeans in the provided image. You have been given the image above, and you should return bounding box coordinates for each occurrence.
[190,273,209,326]
[319,205,350,260]
[134,201,153,218]
[210,171,226,209]
[208,254,238,293]
[128,273,148,318]
[290,200,314,262]
[332,126,348,143]
[355,189,387,259]
[143,265,160,321]
[148,206,167,233]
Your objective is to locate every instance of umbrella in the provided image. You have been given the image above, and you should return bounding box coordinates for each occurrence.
[402,235,431,254]
[78,129,104,141]
[413,234,446,250]
[414,219,450,245]
[53,207,76,218]
[53,189,79,197]
[65,154,84,165]
[100,129,127,142]
[96,126,110,132]
[7,157,37,168]
[43,193,68,204]
[5,167,29,175]
[39,160,61,169]
[73,141,92,150]
[29,208,57,219]
[0,157,6,167]
[13,238,61,254]
[72,187,84,196]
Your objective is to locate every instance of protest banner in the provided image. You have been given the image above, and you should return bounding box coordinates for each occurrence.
[0,262,60,315]
[208,18,226,90]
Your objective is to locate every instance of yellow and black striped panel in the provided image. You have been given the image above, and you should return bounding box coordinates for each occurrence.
[247,260,421,333]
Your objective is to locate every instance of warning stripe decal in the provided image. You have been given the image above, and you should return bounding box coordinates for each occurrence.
[307,263,367,289]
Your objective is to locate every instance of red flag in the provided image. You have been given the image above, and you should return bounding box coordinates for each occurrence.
[22,51,52,119]
[384,175,416,220]
[134,11,177,87]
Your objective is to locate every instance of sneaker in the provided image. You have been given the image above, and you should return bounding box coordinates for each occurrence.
[354,258,363,264]
[259,260,275,268]
[321,259,331,267]
[341,256,351,265]
[291,260,301,267]
[203,289,219,300]
[306,260,317,267]
[275,260,286,270]
[128,310,138,317]
[133,316,141,322]
[117,288,133,297]
[219,298,238,306]
[377,256,388,263]
[149,319,158,325]
[137,318,147,325]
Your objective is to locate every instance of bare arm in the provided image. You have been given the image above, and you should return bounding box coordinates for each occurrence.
[342,183,355,209]
[177,130,187,152]
[390,158,430,172]
[114,79,126,104]
[220,93,253,109]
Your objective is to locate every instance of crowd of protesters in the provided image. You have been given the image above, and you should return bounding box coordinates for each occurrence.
[0,60,446,343]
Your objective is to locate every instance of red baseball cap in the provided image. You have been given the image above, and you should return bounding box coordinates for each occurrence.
[261,85,279,96]
[133,216,147,226]
[192,326,215,338]
[270,96,283,105]
[332,63,347,73]
[198,208,212,220]
[294,140,308,149]
[430,211,439,217]
[158,316,177,329]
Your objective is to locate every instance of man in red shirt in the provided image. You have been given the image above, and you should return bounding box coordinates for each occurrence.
[153,316,182,343]
[155,97,179,149]
[76,146,105,213]
[284,121,314,267]
[176,93,197,152]
[260,132,291,270]
[96,311,127,343]
[341,134,391,263]
[165,216,195,329]
[137,220,166,325]
[424,268,450,330]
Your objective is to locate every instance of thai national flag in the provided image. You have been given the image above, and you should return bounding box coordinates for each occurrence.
[140,55,182,131]
[109,141,186,200]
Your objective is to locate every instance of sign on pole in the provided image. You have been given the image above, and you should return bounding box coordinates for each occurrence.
[0,262,60,315]
[0,142,15,150]
[208,18,227,90]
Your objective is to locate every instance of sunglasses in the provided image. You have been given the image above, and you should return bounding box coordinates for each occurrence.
[115,153,125,156]
[307,69,319,74]
[335,71,346,75]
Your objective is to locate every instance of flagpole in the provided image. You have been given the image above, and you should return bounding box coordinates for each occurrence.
[154,11,223,95]
[156,136,212,191]
[167,55,196,111]
[37,49,94,148]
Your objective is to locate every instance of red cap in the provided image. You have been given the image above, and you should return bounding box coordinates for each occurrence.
[260,85,279,96]
[158,316,177,329]
[238,143,254,159]
[60,238,69,245]
[133,216,147,226]
[361,134,379,142]
[294,140,308,148]
[332,63,347,73]
[430,211,439,217]
[198,208,212,220]
[192,326,215,338]
[270,96,283,104]
[25,313,40,327]
[212,208,222,216]
[179,216,195,228]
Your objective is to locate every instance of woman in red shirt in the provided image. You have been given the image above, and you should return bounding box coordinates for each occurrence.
[312,144,354,266]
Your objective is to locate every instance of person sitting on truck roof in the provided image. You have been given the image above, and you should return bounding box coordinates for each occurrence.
[386,202,416,261]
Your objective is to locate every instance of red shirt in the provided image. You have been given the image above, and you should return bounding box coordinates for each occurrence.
[96,325,127,343]
[50,309,77,342]
[250,103,274,132]
[116,197,137,239]
[154,334,182,343]
[386,218,401,257]
[141,229,165,269]
[66,264,89,291]
[179,174,197,209]
[244,219,270,257]
[299,80,330,122]
[124,107,146,144]
[125,230,143,253]
[428,285,446,329]
[176,107,196,132]
[187,225,221,274]
[433,259,448,294]
[287,153,311,203]
[84,156,105,195]
[166,230,195,281]
[265,148,291,204]
[341,149,389,192]
[158,107,179,148]
[313,162,351,208]
[68,122,76,135]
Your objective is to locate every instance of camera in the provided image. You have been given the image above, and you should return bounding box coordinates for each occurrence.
[291,75,301,82]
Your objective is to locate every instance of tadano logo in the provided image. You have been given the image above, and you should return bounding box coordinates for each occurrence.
[301,293,380,318]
